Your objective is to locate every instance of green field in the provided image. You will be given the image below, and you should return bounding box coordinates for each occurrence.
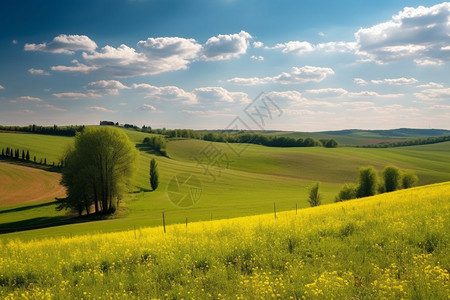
[0,182,448,299]
[0,130,449,241]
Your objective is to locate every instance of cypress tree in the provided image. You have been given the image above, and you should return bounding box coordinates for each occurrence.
[26,150,30,161]
[150,158,159,190]
[22,150,25,160]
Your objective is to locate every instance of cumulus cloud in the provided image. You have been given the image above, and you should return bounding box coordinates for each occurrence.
[37,103,67,112]
[228,66,334,85]
[51,60,98,73]
[53,92,102,99]
[271,41,314,54]
[0,85,4,90]
[138,104,157,112]
[133,83,197,105]
[371,77,418,85]
[87,106,115,113]
[416,82,444,88]
[415,88,450,101]
[10,96,42,103]
[253,41,264,48]
[193,87,250,104]
[315,42,356,53]
[201,30,252,61]
[306,88,348,97]
[87,80,129,95]
[354,78,368,85]
[25,34,97,54]
[250,55,264,61]
[28,68,49,75]
[355,2,450,64]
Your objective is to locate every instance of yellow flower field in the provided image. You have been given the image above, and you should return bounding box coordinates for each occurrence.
[1,182,449,299]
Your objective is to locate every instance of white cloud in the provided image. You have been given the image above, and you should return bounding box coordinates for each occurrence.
[416,82,443,88]
[37,103,67,112]
[53,92,102,99]
[354,78,368,85]
[414,88,450,101]
[193,87,250,104]
[425,104,450,109]
[87,80,129,95]
[347,91,403,98]
[228,66,334,85]
[253,41,264,48]
[87,106,115,113]
[25,34,97,54]
[133,83,197,105]
[371,77,418,85]
[271,41,314,54]
[10,96,42,103]
[12,40,18,45]
[138,104,157,111]
[201,30,252,61]
[305,88,348,96]
[51,60,98,73]
[315,42,356,53]
[28,68,49,75]
[250,55,264,61]
[355,2,450,64]
[0,85,4,90]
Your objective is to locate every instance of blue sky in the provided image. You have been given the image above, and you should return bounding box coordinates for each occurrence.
[1,0,449,131]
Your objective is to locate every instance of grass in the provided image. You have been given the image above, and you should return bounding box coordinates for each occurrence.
[0,130,449,240]
[0,182,448,299]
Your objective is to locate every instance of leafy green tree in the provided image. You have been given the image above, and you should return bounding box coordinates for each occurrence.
[308,182,322,207]
[402,170,418,189]
[356,166,379,198]
[150,158,159,190]
[325,139,338,148]
[59,127,139,215]
[335,183,357,202]
[383,165,401,192]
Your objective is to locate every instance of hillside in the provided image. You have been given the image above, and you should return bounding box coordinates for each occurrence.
[0,182,448,299]
[0,130,449,240]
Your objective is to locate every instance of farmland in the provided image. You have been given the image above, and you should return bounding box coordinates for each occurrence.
[0,182,448,299]
[0,130,449,240]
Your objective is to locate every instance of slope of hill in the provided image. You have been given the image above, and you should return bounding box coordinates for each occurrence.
[0,130,449,240]
[0,182,448,299]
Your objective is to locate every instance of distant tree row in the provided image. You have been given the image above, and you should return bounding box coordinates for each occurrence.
[0,146,60,167]
[0,124,85,137]
[360,135,450,148]
[335,165,418,202]
[142,136,167,156]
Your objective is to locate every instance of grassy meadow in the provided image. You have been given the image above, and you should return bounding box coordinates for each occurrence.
[0,130,450,240]
[0,182,448,299]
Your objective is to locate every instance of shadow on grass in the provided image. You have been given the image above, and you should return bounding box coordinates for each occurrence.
[0,201,58,215]
[135,144,169,157]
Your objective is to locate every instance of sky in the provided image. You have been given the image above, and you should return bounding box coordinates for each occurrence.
[0,0,449,131]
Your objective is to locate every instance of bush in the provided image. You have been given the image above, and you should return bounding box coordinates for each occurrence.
[308,182,322,207]
[356,166,379,198]
[335,183,357,202]
[383,165,402,192]
[402,170,418,189]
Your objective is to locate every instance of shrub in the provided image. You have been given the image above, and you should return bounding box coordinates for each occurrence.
[335,183,357,202]
[356,166,379,198]
[308,182,322,207]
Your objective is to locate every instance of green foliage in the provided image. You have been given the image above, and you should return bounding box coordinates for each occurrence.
[383,165,402,192]
[149,158,159,191]
[59,127,139,215]
[356,166,379,198]
[308,182,322,207]
[402,171,419,189]
[335,183,357,202]
[143,136,167,155]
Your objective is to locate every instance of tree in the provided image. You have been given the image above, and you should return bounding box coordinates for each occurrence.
[383,165,401,192]
[308,182,322,207]
[402,170,418,189]
[59,127,139,215]
[150,158,159,190]
[357,166,379,198]
[22,150,25,160]
[325,139,338,148]
[26,150,30,161]
[335,183,357,202]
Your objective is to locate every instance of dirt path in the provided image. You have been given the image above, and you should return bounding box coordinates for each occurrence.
[0,162,66,205]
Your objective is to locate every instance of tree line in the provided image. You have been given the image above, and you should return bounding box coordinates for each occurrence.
[0,146,59,167]
[0,124,85,137]
[359,135,450,148]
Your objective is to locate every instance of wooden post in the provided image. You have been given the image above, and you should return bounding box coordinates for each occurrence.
[185,217,188,233]
[274,202,277,219]
[296,203,298,215]
[162,212,166,233]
